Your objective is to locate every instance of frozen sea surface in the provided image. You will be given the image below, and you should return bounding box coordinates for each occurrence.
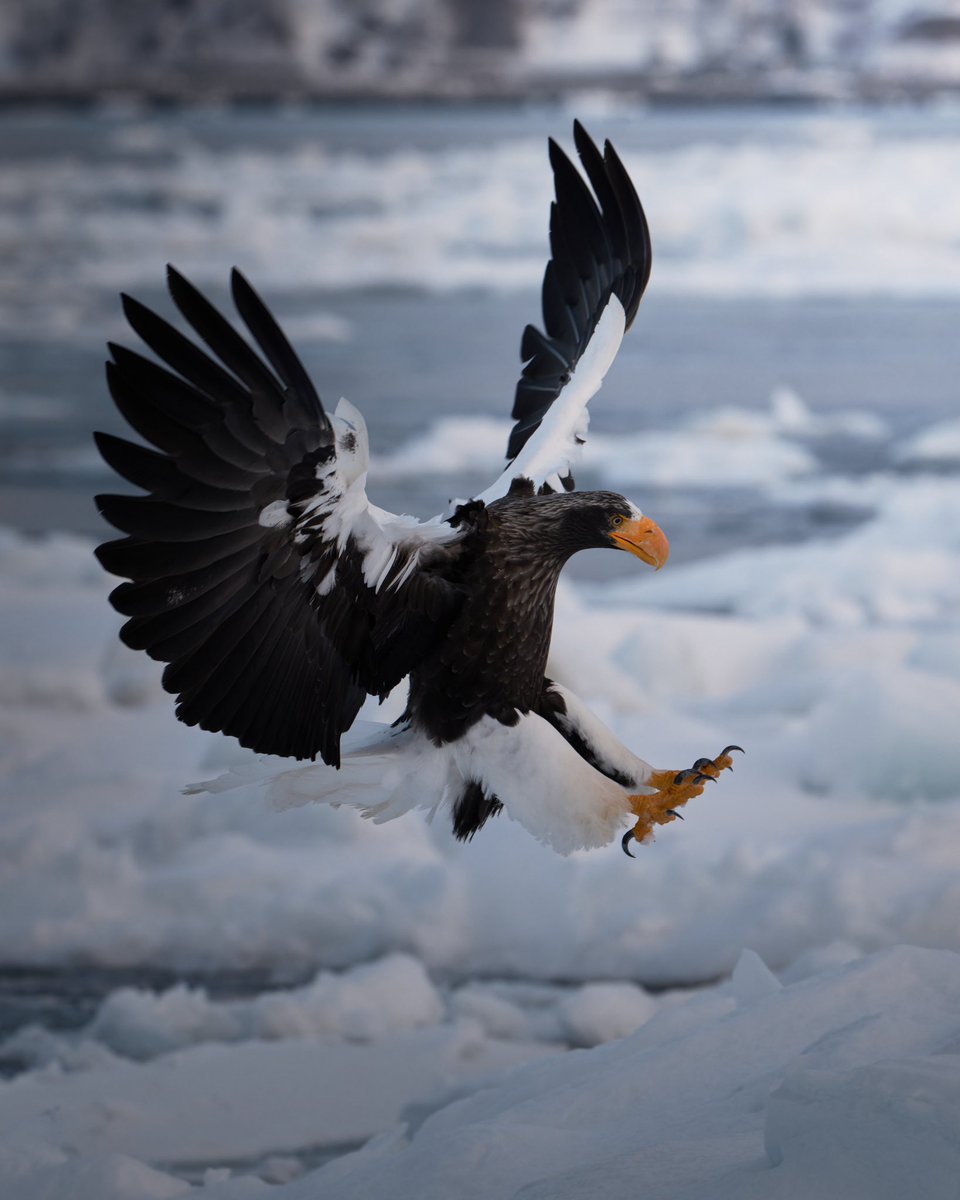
[2,103,960,542]
[2,452,960,1196]
[0,103,959,1197]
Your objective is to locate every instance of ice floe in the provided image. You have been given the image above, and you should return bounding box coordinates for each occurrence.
[1,424,959,1194]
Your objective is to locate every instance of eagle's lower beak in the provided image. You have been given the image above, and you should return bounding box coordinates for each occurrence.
[610,516,670,570]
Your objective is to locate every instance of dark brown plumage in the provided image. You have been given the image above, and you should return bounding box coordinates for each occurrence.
[407,491,643,747]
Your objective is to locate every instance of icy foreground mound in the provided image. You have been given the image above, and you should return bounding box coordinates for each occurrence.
[304,948,960,1200]
[3,946,959,1199]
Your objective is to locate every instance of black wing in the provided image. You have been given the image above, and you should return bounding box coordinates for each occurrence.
[502,120,651,482]
[95,268,467,765]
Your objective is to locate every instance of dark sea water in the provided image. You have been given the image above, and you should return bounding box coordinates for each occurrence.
[1,101,958,568]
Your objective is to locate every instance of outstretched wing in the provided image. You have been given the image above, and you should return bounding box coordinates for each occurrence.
[95,267,468,765]
[477,120,651,504]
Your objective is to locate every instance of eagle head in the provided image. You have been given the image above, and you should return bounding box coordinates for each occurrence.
[495,490,670,570]
[554,491,669,569]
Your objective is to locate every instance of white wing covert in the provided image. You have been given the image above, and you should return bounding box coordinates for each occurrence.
[478,120,651,505]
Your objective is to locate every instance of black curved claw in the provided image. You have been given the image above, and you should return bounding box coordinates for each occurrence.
[621,829,636,858]
[721,745,745,757]
[667,809,684,820]
[673,769,716,787]
[692,758,714,772]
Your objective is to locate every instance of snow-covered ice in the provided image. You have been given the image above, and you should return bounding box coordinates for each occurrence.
[289,947,960,1200]
[1,405,960,1194]
[374,388,887,491]
[895,415,960,466]
[3,102,960,1200]
[8,108,960,347]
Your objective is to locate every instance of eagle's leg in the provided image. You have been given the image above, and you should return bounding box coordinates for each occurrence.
[622,746,743,856]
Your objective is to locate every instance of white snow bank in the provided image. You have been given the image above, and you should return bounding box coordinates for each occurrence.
[273,946,960,1200]
[445,977,657,1049]
[4,947,959,1199]
[555,981,658,1048]
[0,1147,192,1200]
[598,475,960,622]
[0,527,122,710]
[1,431,960,1196]
[374,416,510,481]
[764,1056,960,1200]
[0,1020,556,1183]
[895,416,960,465]
[590,414,817,488]
[85,954,444,1060]
[0,524,104,585]
[591,386,886,488]
[8,115,960,343]
[374,389,886,489]
[0,493,959,986]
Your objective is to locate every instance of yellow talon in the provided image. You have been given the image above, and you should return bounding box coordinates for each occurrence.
[622,746,743,857]
[627,771,709,847]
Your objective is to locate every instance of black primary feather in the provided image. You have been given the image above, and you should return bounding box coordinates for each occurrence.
[96,269,467,766]
[506,121,652,464]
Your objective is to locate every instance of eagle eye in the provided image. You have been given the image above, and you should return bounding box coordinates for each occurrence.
[610,514,625,528]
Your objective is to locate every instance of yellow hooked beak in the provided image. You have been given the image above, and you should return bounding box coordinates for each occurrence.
[609,515,670,570]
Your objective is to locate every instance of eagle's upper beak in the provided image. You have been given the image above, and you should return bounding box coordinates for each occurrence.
[609,516,670,570]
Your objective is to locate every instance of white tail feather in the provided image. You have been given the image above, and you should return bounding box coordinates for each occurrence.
[186,715,635,855]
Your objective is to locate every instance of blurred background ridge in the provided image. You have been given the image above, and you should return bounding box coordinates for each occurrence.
[5,0,960,105]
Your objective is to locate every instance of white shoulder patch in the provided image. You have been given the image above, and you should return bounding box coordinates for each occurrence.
[331,397,370,485]
[258,499,293,529]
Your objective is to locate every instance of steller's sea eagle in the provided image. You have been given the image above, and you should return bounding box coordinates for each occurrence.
[94,121,740,857]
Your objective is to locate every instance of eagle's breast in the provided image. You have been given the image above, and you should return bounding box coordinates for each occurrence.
[408,503,566,744]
